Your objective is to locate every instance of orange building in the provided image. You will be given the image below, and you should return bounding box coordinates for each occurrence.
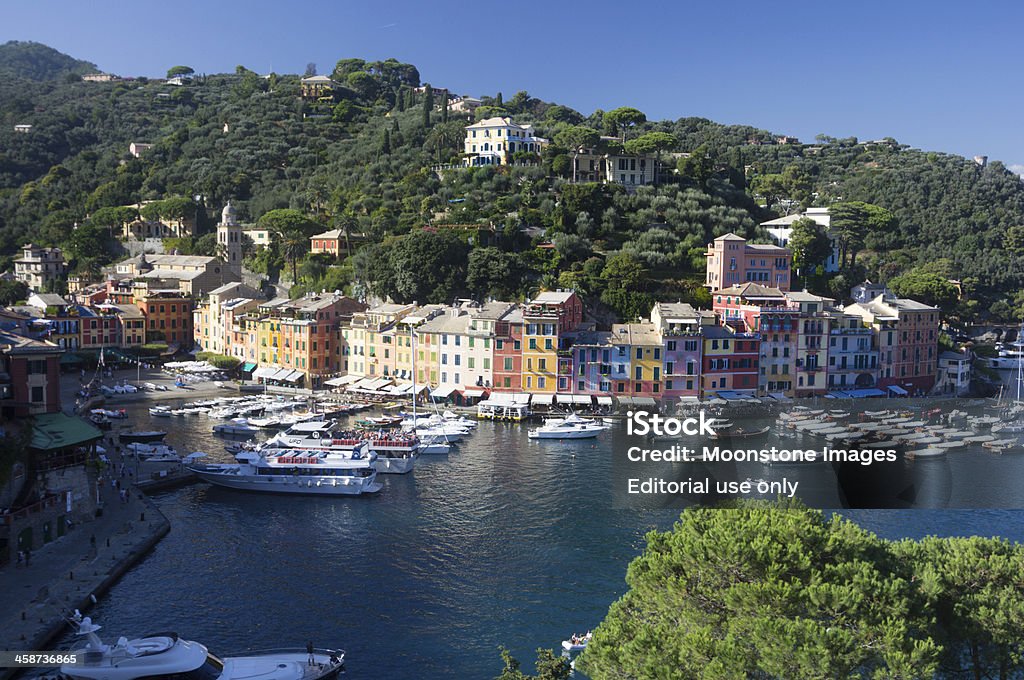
[138,290,193,348]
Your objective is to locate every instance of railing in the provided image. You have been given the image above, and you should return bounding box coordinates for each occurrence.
[3,493,63,526]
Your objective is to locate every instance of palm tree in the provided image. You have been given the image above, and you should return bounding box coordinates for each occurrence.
[280,230,308,284]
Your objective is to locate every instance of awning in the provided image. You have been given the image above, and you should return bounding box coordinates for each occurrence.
[511,393,532,404]
[241,362,257,373]
[572,395,592,405]
[324,375,355,387]
[556,394,575,404]
[596,396,613,406]
[888,385,909,396]
[253,366,276,379]
[716,390,756,401]
[31,413,103,452]
[489,392,515,404]
[268,368,291,381]
[431,385,456,399]
[678,396,699,403]
[281,370,303,383]
[632,397,657,408]
[617,396,635,406]
[531,393,555,405]
[350,377,377,390]
[462,388,486,398]
[767,392,792,401]
[369,378,393,391]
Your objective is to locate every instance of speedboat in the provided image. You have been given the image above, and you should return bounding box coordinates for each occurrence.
[61,612,344,680]
[120,431,168,444]
[149,406,172,417]
[91,408,127,419]
[190,444,382,496]
[528,413,607,440]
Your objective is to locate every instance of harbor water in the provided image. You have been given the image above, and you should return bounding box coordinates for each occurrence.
[63,402,1024,679]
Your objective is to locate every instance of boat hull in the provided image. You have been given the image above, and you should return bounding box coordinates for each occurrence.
[120,432,167,443]
[373,456,415,474]
[192,469,382,495]
[528,429,601,439]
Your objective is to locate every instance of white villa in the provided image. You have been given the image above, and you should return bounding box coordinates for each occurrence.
[463,117,548,166]
[761,207,841,273]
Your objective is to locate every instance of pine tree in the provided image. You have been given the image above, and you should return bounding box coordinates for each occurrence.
[422,83,433,128]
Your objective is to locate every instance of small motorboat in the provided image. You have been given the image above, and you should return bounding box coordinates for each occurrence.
[91,408,127,419]
[213,419,260,437]
[89,414,112,430]
[120,431,168,443]
[561,631,592,652]
[149,406,173,417]
[711,425,770,440]
[125,442,178,459]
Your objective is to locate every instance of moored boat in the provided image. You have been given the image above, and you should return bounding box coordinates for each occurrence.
[119,430,168,443]
[190,444,382,496]
[61,612,344,680]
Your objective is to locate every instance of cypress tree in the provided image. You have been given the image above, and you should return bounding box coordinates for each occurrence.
[422,83,433,128]
[441,89,449,123]
[496,91,503,106]
[380,129,391,155]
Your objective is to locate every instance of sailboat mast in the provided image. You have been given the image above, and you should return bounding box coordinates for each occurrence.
[411,325,416,419]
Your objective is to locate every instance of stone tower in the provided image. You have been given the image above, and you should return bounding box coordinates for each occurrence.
[217,201,242,279]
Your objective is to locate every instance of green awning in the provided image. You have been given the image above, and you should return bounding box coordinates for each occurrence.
[241,362,257,373]
[31,413,104,452]
[60,353,83,365]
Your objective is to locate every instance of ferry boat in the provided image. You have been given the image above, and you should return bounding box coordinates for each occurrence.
[477,400,530,421]
[190,443,382,495]
[267,421,418,475]
[61,613,344,680]
[528,413,607,440]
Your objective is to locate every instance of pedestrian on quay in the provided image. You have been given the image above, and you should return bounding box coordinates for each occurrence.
[24,549,31,567]
[16,550,23,568]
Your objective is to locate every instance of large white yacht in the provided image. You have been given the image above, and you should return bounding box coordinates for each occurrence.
[190,442,382,495]
[61,614,344,680]
[528,413,608,440]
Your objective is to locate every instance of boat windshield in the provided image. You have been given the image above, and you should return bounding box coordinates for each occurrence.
[136,654,223,680]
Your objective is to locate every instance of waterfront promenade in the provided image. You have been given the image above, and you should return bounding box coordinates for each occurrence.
[0,447,170,673]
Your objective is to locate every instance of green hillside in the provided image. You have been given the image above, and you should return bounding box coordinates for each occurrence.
[0,47,1021,322]
[0,41,97,81]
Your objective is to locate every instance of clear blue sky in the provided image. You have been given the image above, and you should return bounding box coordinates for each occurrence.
[5,0,1023,172]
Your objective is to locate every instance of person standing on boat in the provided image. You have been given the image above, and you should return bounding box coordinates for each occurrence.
[306,641,314,666]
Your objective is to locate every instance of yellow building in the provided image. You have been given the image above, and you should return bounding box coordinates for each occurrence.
[521,291,583,394]
[463,117,548,166]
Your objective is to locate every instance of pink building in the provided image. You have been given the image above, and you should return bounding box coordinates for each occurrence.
[705,233,792,292]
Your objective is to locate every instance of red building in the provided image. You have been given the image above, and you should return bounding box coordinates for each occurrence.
[0,331,62,417]
[492,310,524,392]
[700,325,760,398]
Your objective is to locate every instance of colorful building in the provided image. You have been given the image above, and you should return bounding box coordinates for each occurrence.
[521,291,583,394]
[650,302,715,401]
[705,233,791,291]
[137,290,193,348]
[844,294,939,395]
[0,331,62,417]
[463,117,548,166]
[701,326,760,398]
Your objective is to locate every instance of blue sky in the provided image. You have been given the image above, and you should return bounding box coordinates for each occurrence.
[5,0,1023,172]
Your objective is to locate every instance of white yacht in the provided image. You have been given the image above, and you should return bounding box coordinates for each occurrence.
[528,413,607,440]
[61,613,344,680]
[190,443,382,495]
[213,419,261,437]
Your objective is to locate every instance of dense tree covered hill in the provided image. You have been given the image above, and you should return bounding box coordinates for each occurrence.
[0,44,1022,319]
[0,41,97,81]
